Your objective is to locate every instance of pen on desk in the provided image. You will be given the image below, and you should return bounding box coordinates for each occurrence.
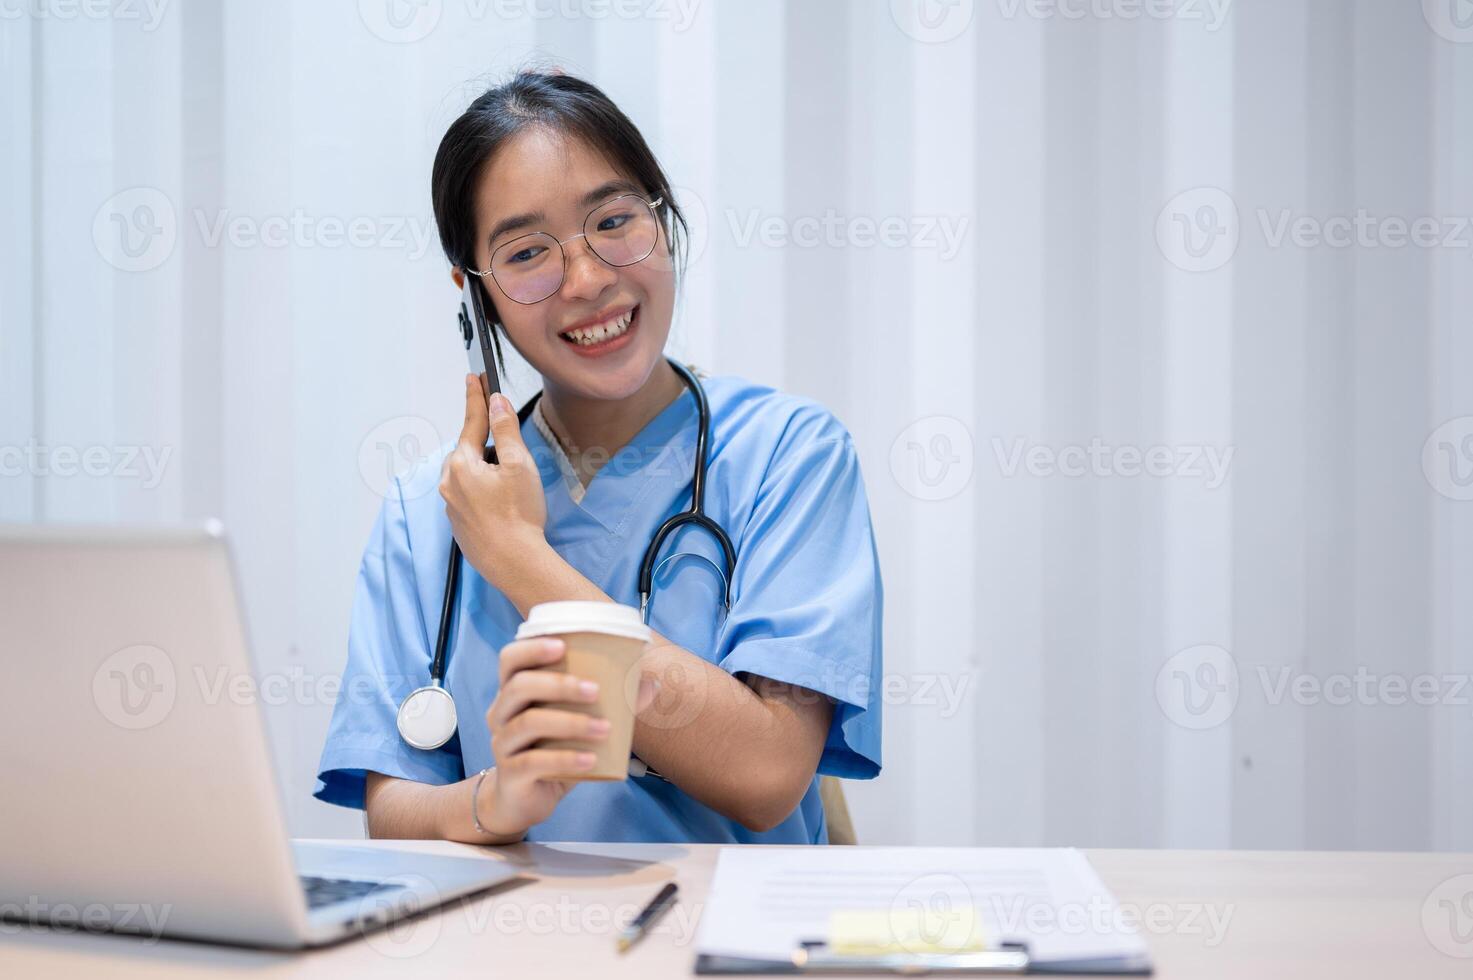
[616,881,678,953]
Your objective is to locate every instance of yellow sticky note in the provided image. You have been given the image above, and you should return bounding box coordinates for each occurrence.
[828,904,986,956]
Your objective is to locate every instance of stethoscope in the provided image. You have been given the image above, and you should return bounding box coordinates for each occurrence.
[395,356,737,758]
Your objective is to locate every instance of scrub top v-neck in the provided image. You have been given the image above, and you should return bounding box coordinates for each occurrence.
[315,373,884,844]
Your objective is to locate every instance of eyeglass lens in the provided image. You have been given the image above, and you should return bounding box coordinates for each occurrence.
[490,195,660,304]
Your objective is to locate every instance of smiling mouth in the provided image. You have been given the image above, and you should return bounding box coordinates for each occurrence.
[558,305,639,349]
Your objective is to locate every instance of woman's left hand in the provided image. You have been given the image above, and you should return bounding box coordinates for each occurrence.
[440,375,548,588]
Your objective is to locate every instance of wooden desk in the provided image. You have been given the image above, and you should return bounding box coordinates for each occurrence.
[3,842,1470,978]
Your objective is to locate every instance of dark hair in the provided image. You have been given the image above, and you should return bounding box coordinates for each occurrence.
[431,70,688,375]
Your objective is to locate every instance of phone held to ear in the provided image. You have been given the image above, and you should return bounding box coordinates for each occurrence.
[459,274,501,409]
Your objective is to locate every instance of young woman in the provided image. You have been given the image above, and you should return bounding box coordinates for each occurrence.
[314,70,883,844]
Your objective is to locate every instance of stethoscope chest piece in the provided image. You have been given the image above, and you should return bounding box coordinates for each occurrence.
[397,683,458,751]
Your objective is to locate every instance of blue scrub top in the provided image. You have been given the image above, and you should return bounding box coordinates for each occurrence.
[314,373,883,844]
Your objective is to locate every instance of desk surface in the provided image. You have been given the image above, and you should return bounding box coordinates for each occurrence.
[3,842,1470,978]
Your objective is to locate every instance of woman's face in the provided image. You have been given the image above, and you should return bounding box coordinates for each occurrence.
[464,126,675,402]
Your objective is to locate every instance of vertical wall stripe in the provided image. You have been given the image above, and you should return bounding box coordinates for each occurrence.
[1230,0,1310,849]
[1041,16,1104,845]
[113,10,184,522]
[1301,0,1358,851]
[656,0,717,370]
[782,0,852,412]
[1158,10,1235,848]
[905,4,979,845]
[972,4,1048,846]
[837,3,916,845]
[0,18,37,521]
[1430,14,1473,854]
[712,0,785,387]
[180,0,224,524]
[39,18,115,522]
[1349,0,1434,850]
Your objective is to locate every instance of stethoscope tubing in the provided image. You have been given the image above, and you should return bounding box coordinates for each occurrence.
[426,358,733,690]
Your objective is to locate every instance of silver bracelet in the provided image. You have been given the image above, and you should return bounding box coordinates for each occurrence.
[471,767,496,836]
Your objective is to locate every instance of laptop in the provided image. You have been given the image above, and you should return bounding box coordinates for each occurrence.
[0,522,520,948]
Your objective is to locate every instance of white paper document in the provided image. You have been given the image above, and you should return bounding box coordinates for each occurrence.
[695,847,1153,972]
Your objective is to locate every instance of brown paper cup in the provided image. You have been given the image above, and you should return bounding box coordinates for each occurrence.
[514,602,651,782]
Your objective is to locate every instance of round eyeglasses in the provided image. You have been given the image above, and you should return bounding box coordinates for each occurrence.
[467,194,665,306]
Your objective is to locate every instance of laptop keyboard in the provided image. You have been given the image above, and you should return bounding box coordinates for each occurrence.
[300,875,399,910]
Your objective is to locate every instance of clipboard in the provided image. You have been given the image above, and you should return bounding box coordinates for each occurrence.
[691,847,1155,976]
[697,939,1036,975]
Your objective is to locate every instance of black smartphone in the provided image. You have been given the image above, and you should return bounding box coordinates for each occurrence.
[459,275,505,461]
[459,274,502,409]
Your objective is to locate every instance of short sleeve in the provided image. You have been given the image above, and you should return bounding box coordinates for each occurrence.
[313,487,465,810]
[715,424,884,779]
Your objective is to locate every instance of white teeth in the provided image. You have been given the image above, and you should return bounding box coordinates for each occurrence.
[563,308,635,346]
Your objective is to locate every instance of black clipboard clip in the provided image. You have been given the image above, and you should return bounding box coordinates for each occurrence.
[791,938,1032,974]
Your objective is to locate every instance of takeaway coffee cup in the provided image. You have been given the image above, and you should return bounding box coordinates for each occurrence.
[514,601,651,781]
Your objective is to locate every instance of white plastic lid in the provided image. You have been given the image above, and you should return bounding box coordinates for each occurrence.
[515,600,651,643]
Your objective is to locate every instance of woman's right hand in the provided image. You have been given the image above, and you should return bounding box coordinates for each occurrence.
[478,637,608,837]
